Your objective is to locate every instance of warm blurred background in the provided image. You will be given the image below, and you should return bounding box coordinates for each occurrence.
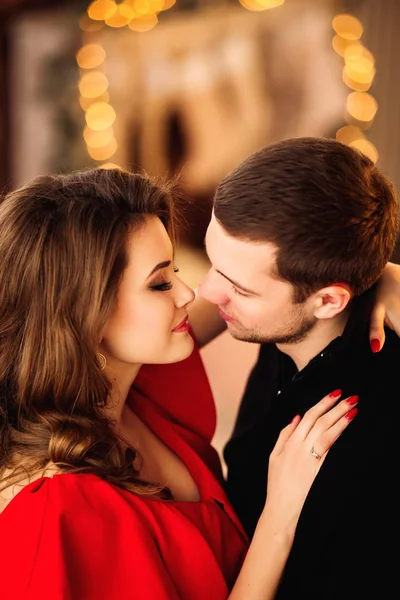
[1,0,399,467]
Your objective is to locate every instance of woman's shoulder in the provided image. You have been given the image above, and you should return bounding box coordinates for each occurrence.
[1,473,161,529]
[0,474,184,600]
[1,473,166,569]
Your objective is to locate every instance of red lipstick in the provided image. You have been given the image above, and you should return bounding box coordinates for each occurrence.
[172,316,190,332]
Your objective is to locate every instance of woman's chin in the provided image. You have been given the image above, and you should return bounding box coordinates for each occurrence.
[169,334,195,363]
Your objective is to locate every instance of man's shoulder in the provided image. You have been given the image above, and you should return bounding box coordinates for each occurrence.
[372,327,400,374]
[382,326,400,351]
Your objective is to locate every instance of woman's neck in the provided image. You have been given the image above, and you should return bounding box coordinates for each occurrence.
[102,361,142,428]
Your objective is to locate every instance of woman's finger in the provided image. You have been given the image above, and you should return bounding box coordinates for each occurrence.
[271,391,359,463]
[369,302,386,353]
[290,389,343,441]
[272,414,301,456]
[309,404,358,458]
[299,394,359,441]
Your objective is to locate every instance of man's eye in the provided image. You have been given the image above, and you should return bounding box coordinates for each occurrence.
[231,285,249,298]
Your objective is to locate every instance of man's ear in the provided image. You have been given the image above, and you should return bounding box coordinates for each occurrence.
[312,284,352,319]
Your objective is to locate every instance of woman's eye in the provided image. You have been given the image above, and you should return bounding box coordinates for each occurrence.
[149,265,179,291]
[150,281,173,292]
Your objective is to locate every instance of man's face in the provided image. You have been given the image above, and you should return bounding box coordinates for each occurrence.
[198,214,317,344]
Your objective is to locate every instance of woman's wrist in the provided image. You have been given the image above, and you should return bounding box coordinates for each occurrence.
[228,506,296,600]
[257,505,297,547]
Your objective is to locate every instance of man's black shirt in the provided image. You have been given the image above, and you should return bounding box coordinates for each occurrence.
[224,291,400,598]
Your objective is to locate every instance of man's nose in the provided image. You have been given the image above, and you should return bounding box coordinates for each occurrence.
[198,269,229,305]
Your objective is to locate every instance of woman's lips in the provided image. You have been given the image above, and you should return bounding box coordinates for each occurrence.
[172,316,190,332]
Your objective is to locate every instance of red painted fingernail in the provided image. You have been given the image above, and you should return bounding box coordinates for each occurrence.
[329,389,342,399]
[370,338,381,353]
[345,407,358,421]
[290,414,300,423]
[346,394,359,406]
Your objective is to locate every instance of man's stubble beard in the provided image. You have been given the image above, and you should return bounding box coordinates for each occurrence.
[227,314,317,345]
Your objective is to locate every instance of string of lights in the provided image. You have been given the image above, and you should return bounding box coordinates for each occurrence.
[77,1,377,170]
[331,11,379,162]
[76,1,176,169]
[76,0,285,168]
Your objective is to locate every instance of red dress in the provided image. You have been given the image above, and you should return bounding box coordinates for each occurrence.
[0,341,249,599]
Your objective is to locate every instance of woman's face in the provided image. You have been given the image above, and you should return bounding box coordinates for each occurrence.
[100,215,195,369]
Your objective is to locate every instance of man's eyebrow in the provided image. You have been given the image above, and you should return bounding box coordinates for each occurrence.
[146,260,171,279]
[215,269,259,296]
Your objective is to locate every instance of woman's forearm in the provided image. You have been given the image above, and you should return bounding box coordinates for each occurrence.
[228,511,295,600]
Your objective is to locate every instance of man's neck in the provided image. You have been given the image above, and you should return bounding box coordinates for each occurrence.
[276,312,349,372]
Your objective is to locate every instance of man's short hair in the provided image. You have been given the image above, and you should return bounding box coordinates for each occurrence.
[214,137,399,302]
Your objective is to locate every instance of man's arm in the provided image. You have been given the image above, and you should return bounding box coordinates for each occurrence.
[370,261,400,350]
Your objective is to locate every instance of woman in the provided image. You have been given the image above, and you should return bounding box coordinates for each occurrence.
[0,168,359,599]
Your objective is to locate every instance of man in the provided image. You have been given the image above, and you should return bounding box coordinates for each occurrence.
[197,137,400,599]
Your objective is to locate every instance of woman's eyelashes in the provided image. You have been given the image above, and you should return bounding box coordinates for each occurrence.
[149,266,180,292]
[150,281,173,292]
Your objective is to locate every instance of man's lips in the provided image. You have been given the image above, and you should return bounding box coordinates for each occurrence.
[219,308,235,322]
[172,316,190,332]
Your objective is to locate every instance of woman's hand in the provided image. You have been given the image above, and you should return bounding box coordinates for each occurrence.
[370,261,400,352]
[263,390,358,537]
[229,390,358,600]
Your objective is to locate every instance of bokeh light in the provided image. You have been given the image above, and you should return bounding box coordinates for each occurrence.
[332,14,363,40]
[349,138,378,163]
[85,101,116,130]
[76,44,106,69]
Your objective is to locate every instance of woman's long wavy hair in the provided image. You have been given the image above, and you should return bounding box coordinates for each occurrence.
[0,167,178,498]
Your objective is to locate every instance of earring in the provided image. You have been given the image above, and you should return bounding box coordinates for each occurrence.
[97,353,107,371]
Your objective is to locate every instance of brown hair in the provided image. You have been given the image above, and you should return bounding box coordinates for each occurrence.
[214,137,399,302]
[0,167,177,498]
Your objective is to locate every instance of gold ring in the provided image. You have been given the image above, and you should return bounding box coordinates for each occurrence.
[310,446,322,459]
